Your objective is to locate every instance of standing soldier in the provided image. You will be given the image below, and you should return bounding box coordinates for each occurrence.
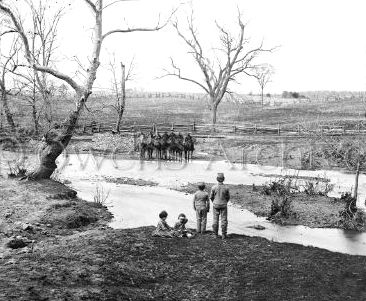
[210,173,230,239]
[193,182,210,234]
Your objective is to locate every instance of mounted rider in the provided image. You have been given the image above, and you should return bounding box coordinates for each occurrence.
[185,132,194,143]
[162,131,169,140]
[148,130,155,138]
[177,132,184,144]
[169,130,177,142]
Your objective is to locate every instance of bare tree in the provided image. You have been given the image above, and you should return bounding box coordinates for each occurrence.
[0,0,171,179]
[300,122,366,202]
[29,0,64,125]
[10,1,64,135]
[108,55,134,133]
[254,64,273,108]
[163,11,273,126]
[0,36,21,132]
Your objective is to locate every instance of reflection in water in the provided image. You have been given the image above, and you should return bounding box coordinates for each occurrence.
[2,151,366,256]
[57,155,366,256]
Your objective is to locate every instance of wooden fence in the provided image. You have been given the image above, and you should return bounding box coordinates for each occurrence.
[76,119,366,137]
[2,119,366,139]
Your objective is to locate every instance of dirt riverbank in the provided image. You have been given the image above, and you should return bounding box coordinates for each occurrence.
[1,177,366,300]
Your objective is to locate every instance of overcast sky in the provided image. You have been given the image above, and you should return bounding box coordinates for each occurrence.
[3,0,366,94]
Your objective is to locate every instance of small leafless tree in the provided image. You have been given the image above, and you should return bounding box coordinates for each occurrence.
[163,11,273,127]
[300,121,366,202]
[108,55,134,133]
[29,1,63,125]
[254,64,273,108]
[13,0,63,134]
[0,0,172,179]
[0,36,21,132]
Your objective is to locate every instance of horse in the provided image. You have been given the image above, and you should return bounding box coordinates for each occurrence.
[167,136,184,161]
[145,132,155,160]
[153,134,163,160]
[137,132,148,159]
[183,136,195,161]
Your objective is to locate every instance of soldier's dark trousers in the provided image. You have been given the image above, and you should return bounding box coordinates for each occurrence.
[212,206,228,236]
[195,208,207,233]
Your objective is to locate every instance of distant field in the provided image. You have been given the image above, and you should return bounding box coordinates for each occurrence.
[3,93,366,132]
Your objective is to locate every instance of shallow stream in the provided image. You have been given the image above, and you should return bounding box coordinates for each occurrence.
[2,151,366,256]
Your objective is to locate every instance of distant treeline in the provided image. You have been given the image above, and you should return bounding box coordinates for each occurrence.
[281,91,307,99]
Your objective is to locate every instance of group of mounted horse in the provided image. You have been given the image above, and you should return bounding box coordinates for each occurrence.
[136,131,195,161]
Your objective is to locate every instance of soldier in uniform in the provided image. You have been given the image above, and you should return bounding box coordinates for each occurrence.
[162,131,169,140]
[177,132,184,144]
[210,173,230,239]
[186,132,193,142]
[193,182,210,234]
[169,130,176,140]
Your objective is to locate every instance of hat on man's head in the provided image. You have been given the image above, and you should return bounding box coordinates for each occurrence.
[197,182,206,190]
[217,172,225,182]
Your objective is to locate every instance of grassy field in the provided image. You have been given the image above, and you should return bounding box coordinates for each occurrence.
[4,93,366,131]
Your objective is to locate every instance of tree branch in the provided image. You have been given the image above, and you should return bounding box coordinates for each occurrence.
[160,57,209,94]
[101,9,175,41]
[0,1,82,93]
[102,0,138,11]
[83,0,98,14]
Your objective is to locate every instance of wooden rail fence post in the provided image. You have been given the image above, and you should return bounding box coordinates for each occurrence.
[233,125,237,134]
[98,123,102,133]
[297,124,300,136]
[277,123,281,136]
[254,124,257,134]
[192,121,196,132]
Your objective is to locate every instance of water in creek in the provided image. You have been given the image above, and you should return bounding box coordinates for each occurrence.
[1,151,366,256]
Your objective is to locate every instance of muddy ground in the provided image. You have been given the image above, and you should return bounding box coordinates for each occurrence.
[1,177,366,300]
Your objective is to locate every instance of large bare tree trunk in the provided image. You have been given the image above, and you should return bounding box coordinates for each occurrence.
[0,0,166,180]
[212,106,217,124]
[1,91,16,131]
[211,101,218,130]
[261,87,264,108]
[29,92,90,179]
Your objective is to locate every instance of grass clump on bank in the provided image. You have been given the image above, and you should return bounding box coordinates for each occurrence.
[338,192,365,231]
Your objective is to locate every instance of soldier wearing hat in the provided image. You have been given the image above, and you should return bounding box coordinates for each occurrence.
[210,172,230,239]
